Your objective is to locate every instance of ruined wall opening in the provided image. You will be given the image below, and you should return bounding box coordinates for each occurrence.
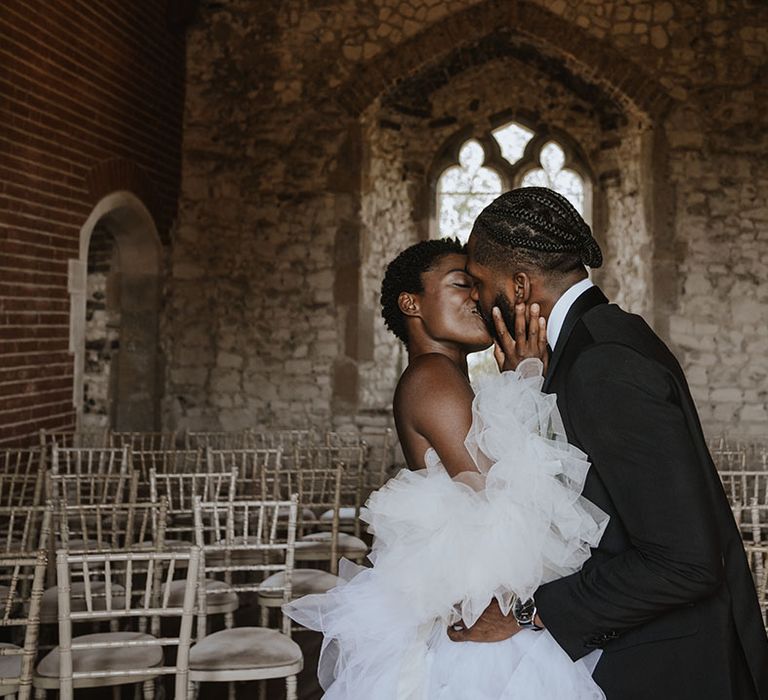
[72,192,163,434]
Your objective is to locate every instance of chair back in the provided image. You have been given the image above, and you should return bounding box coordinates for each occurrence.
[193,497,298,637]
[184,431,248,450]
[0,551,48,700]
[720,471,768,507]
[150,470,237,544]
[247,429,318,449]
[131,450,203,485]
[55,548,200,700]
[0,506,52,555]
[110,431,178,451]
[39,430,109,450]
[0,449,46,507]
[206,448,283,497]
[56,500,167,553]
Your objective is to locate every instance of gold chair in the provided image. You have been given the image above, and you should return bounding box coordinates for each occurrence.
[191,497,302,700]
[0,551,48,700]
[284,459,368,575]
[33,548,200,700]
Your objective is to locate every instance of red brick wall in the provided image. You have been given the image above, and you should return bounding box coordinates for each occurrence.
[0,1,187,445]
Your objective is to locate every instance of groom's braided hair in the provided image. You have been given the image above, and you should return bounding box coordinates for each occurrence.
[380,238,465,346]
[471,187,602,275]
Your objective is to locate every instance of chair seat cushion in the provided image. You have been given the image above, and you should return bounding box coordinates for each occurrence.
[295,532,367,557]
[40,583,126,623]
[258,569,341,599]
[278,506,317,522]
[36,632,162,678]
[168,578,238,612]
[319,507,357,521]
[189,627,301,671]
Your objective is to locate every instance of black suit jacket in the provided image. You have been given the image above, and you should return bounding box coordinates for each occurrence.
[535,286,768,700]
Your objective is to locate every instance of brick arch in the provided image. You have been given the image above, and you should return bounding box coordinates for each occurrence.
[85,158,168,243]
[333,0,674,122]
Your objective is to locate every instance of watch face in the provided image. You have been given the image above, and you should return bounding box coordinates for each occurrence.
[514,598,535,624]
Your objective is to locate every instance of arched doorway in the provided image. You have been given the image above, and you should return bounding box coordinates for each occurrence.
[70,192,163,433]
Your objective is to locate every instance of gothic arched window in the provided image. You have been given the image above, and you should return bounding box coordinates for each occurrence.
[434,121,590,241]
[433,121,592,377]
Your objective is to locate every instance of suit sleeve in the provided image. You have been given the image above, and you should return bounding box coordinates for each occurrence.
[535,342,724,661]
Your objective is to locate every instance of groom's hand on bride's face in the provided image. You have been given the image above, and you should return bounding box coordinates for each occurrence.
[446,599,521,643]
[492,303,548,374]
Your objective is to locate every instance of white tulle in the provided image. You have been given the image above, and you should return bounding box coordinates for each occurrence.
[285,358,608,699]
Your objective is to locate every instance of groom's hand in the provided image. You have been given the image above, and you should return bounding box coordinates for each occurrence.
[493,303,548,374]
[446,599,522,643]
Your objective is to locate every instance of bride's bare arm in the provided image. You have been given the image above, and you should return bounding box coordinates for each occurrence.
[393,353,478,479]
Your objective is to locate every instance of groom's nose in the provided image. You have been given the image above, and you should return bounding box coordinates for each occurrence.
[470,284,479,302]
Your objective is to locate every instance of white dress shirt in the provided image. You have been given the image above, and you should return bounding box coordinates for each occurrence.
[546,277,595,352]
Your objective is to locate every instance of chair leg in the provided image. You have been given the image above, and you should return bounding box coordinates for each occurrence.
[34,690,45,700]
[258,680,267,700]
[112,687,120,700]
[227,682,235,700]
[260,606,269,628]
[143,679,155,699]
[287,675,298,700]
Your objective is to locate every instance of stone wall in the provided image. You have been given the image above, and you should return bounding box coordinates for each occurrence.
[82,224,120,432]
[166,0,768,440]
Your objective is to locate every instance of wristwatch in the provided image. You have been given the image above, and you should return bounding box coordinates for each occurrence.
[512,597,544,631]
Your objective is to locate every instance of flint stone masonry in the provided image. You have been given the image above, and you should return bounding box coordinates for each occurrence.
[164,0,768,438]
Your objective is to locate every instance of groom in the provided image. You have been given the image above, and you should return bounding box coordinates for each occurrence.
[455,187,768,699]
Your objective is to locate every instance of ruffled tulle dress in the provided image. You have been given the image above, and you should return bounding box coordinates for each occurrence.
[284,359,609,699]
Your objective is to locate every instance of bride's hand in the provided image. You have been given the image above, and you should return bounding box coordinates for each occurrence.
[492,302,548,374]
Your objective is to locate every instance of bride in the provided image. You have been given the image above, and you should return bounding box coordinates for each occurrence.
[285,238,608,699]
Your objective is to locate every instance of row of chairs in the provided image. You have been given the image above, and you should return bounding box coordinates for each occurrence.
[39,428,398,492]
[0,433,384,698]
[0,496,305,699]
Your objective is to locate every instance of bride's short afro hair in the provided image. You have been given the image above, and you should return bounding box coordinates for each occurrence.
[380,238,465,346]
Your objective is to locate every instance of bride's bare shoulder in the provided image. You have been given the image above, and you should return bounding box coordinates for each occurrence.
[394,354,473,416]
[397,353,467,391]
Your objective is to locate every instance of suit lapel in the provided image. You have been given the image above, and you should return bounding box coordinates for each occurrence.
[543,286,609,392]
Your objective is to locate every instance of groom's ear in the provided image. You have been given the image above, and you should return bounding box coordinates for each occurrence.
[511,272,532,303]
[398,292,420,318]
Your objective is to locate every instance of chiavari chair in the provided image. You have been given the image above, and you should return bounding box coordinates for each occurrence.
[190,497,302,700]
[33,548,200,700]
[281,456,367,575]
[0,551,48,700]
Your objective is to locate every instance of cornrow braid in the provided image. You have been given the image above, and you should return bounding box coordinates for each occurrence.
[472,187,602,270]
